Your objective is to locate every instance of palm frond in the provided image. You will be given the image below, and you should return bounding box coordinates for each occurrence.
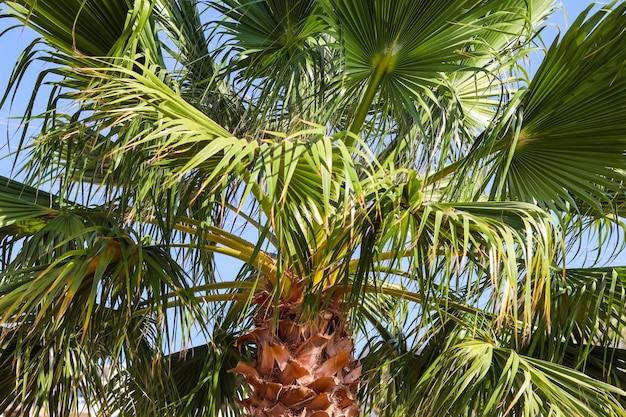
[527,266,626,364]
[414,338,626,417]
[485,2,626,216]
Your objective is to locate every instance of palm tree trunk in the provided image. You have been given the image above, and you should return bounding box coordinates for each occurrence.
[232,289,361,417]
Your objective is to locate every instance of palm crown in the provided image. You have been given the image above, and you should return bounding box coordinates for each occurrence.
[1,0,626,416]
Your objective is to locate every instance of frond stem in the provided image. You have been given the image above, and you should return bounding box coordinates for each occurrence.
[347,45,397,145]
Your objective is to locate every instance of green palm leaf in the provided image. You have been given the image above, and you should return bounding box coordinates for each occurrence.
[0,176,58,235]
[486,3,626,215]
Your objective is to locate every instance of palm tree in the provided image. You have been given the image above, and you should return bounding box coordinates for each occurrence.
[1,0,626,415]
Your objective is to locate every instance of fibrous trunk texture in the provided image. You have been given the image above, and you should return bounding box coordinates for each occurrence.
[232,291,361,417]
